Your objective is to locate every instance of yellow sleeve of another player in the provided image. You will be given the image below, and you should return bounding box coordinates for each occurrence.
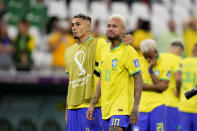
[174,58,182,73]
[124,46,141,76]
[94,38,107,76]
[160,64,171,81]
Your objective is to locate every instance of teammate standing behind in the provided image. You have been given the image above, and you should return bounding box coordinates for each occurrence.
[133,39,171,131]
[178,44,197,131]
[160,40,184,131]
[64,14,134,131]
[64,14,105,131]
[87,14,143,131]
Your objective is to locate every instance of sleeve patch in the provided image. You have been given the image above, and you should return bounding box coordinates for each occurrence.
[133,59,140,68]
[167,71,171,78]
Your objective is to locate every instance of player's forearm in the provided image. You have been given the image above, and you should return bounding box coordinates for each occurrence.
[133,72,143,108]
[143,83,160,91]
[143,80,168,92]
[90,78,101,106]
[150,74,160,84]
[175,72,182,96]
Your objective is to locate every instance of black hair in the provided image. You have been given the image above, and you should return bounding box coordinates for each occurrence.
[171,40,184,50]
[74,14,91,24]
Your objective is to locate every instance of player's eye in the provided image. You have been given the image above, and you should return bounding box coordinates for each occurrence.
[76,23,81,26]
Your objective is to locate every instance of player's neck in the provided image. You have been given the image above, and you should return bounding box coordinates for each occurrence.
[111,39,122,49]
[77,33,90,44]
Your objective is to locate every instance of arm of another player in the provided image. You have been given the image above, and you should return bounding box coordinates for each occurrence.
[143,82,168,92]
[86,77,101,120]
[130,71,143,125]
[65,104,68,123]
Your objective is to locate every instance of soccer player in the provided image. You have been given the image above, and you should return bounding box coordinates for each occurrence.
[87,14,143,131]
[133,39,171,131]
[160,39,184,131]
[64,14,134,131]
[178,44,197,131]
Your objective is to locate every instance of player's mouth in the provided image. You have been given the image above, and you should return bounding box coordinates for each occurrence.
[73,32,78,36]
[107,33,114,37]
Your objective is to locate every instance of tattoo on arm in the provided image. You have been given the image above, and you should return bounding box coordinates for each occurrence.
[90,78,101,106]
[133,71,143,107]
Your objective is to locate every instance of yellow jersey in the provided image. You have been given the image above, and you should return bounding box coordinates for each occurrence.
[139,56,171,112]
[179,57,197,113]
[65,37,107,109]
[99,42,141,119]
[160,52,182,107]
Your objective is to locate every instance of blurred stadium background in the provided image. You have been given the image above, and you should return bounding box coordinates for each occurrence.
[0,0,197,131]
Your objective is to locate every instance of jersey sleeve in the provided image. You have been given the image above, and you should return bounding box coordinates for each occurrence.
[160,64,171,81]
[94,38,106,76]
[176,59,183,73]
[124,46,141,76]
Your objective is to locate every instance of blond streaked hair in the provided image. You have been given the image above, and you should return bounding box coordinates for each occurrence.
[109,14,126,27]
[140,39,157,53]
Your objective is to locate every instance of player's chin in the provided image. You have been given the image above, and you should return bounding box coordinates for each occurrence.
[73,35,79,39]
[107,35,116,40]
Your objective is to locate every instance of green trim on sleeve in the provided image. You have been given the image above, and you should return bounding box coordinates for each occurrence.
[160,78,169,81]
[130,69,141,76]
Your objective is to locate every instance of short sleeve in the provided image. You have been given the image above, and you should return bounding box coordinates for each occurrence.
[124,46,141,76]
[160,65,171,81]
[94,38,107,76]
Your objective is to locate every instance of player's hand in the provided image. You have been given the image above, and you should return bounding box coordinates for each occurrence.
[86,104,95,120]
[123,34,134,45]
[148,58,157,68]
[130,106,139,125]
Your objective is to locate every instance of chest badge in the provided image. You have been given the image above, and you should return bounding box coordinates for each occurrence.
[112,59,118,67]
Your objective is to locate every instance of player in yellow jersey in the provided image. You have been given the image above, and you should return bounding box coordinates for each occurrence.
[87,14,143,131]
[178,44,197,131]
[65,14,134,131]
[133,39,171,131]
[160,39,184,131]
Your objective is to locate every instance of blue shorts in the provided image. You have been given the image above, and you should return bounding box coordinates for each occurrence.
[179,111,197,131]
[66,107,102,131]
[166,106,180,131]
[102,115,131,131]
[132,104,166,131]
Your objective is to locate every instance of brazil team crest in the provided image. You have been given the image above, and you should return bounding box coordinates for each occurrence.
[112,59,118,67]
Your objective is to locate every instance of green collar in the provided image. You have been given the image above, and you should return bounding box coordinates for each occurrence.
[111,41,123,51]
[76,36,91,45]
